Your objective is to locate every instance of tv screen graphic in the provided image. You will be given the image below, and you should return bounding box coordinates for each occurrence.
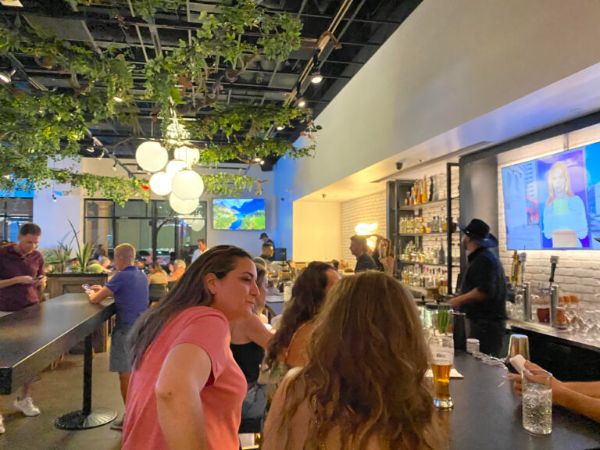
[212,198,266,231]
[502,143,600,250]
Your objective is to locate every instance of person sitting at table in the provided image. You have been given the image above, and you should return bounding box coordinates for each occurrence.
[122,246,258,450]
[147,262,169,304]
[262,272,444,450]
[510,360,600,423]
[168,259,186,282]
[86,243,149,431]
[230,258,274,425]
[0,223,47,433]
[262,262,340,389]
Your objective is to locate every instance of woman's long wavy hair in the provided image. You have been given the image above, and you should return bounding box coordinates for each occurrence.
[129,245,253,369]
[264,261,333,367]
[279,272,443,450]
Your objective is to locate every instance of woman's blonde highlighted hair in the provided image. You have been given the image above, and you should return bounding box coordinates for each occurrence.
[546,161,573,205]
[278,271,444,450]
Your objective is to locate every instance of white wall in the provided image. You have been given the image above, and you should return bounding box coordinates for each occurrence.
[33,159,83,250]
[497,123,600,303]
[292,200,341,262]
[340,191,387,262]
[275,0,600,239]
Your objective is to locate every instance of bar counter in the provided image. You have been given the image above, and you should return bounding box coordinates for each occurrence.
[450,353,600,449]
[509,319,600,353]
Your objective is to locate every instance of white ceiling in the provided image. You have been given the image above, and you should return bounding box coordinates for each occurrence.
[300,59,600,203]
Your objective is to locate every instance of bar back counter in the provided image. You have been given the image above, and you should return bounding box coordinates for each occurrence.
[0,293,116,429]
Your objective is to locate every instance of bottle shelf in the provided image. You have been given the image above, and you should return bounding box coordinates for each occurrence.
[398,231,458,237]
[399,260,460,268]
[399,196,459,211]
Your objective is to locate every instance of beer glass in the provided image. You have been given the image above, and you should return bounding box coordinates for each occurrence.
[429,335,454,409]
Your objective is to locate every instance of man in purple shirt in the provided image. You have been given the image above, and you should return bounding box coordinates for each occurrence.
[87,243,149,430]
[0,223,47,434]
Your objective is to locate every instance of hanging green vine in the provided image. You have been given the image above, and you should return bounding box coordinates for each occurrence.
[0,1,314,202]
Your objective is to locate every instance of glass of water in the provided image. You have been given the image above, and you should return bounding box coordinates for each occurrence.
[522,370,553,435]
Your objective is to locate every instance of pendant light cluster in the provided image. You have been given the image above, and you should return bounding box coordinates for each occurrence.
[135,139,204,215]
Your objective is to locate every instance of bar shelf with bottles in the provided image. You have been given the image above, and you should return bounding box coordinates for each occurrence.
[386,163,460,298]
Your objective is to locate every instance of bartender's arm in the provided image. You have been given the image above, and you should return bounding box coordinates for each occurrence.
[447,288,488,309]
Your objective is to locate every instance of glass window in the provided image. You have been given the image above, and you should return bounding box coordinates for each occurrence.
[0,197,33,242]
[115,200,148,218]
[116,218,152,254]
[85,200,113,217]
[84,218,114,252]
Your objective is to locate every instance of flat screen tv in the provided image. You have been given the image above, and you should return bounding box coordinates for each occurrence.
[501,142,600,250]
[212,198,266,231]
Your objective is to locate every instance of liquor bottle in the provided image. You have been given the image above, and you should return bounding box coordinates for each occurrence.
[438,239,446,265]
[422,176,429,203]
[429,176,434,202]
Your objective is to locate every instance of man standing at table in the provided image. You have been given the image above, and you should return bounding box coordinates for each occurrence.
[87,243,149,431]
[448,218,507,356]
[0,223,47,433]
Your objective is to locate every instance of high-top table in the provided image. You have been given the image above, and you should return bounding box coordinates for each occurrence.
[450,353,600,449]
[0,293,116,430]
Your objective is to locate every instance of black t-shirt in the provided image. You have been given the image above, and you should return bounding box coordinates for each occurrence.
[459,248,507,321]
[355,253,377,273]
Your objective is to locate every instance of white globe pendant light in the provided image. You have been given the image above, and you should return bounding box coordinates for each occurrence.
[174,146,200,167]
[169,193,199,215]
[171,170,204,200]
[135,141,168,172]
[149,171,172,196]
[189,218,206,232]
[165,159,187,178]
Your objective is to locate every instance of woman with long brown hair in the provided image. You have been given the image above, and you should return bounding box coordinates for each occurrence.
[264,261,340,370]
[263,271,444,450]
[122,245,259,450]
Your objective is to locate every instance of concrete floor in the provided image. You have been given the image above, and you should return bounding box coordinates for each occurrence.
[0,352,124,450]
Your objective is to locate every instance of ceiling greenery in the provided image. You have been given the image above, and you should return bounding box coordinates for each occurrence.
[0,0,318,204]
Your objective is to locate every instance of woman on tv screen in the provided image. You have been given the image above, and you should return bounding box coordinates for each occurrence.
[542,161,588,248]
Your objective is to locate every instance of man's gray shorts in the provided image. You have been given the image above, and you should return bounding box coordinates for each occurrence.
[110,327,132,373]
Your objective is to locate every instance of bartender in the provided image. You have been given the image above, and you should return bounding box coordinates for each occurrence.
[447,218,507,356]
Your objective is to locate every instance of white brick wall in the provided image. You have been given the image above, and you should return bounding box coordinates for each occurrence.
[341,191,387,263]
[497,125,600,303]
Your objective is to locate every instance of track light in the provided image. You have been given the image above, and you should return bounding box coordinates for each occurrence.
[310,70,323,84]
[297,98,307,108]
[0,68,16,84]
[113,96,124,103]
[276,125,284,131]
[51,193,57,203]
[253,157,262,163]
[85,147,95,153]
[259,159,265,165]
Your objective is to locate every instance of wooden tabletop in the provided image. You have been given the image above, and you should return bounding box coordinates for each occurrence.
[0,293,114,395]
[450,352,600,449]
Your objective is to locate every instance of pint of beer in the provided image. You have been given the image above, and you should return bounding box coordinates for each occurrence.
[430,335,454,409]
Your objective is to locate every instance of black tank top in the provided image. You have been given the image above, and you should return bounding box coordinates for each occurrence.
[230,342,264,384]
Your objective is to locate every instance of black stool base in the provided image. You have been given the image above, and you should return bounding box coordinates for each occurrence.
[55,408,117,430]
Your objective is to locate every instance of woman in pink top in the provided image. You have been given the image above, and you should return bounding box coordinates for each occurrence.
[123,245,259,450]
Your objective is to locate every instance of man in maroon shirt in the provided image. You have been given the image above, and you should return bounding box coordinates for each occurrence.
[0,223,46,434]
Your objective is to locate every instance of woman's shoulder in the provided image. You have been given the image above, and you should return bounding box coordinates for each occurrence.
[174,306,227,327]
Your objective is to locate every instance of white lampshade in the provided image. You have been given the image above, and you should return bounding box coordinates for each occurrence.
[165,159,187,178]
[174,146,200,167]
[135,141,168,172]
[189,218,206,232]
[169,193,199,215]
[149,171,172,196]
[171,170,204,200]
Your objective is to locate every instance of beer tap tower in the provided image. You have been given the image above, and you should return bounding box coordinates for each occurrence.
[518,253,532,322]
